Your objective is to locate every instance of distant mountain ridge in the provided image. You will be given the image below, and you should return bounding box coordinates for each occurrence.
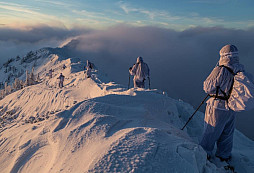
[0,48,52,85]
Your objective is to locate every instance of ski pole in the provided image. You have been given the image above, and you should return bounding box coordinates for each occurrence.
[181,94,209,130]
[128,73,130,89]
[148,77,151,90]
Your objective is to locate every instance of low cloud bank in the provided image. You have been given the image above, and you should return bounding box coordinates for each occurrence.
[0,26,90,63]
[63,25,254,102]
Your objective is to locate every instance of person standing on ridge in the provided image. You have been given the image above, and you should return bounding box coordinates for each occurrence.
[199,44,245,162]
[48,69,53,79]
[57,73,65,88]
[129,57,150,88]
[84,60,94,78]
[62,64,66,69]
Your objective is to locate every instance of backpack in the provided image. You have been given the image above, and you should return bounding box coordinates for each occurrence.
[135,62,149,81]
[222,66,254,112]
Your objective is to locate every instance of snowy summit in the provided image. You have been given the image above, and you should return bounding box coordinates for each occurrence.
[0,48,253,173]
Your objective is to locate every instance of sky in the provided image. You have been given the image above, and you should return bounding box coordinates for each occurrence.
[0,0,254,139]
[0,0,254,30]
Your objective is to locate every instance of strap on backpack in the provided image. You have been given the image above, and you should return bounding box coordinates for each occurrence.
[209,66,235,100]
[220,66,236,100]
[220,65,236,75]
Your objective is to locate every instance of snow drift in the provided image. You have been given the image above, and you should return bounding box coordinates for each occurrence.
[0,49,254,173]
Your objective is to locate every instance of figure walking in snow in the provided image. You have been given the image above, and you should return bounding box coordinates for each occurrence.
[48,69,53,79]
[57,73,65,88]
[84,60,94,78]
[200,45,245,162]
[129,57,150,88]
[62,64,66,69]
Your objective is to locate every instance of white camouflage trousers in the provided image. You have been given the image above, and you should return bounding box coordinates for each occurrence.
[200,105,236,159]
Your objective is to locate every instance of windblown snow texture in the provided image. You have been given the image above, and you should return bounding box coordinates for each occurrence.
[0,49,253,173]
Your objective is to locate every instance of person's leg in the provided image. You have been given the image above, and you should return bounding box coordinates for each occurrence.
[216,110,236,159]
[199,106,227,156]
[133,79,137,88]
[134,80,145,88]
[140,81,145,88]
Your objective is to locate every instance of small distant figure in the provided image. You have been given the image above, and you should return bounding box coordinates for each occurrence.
[84,60,94,78]
[57,73,65,88]
[129,57,150,88]
[49,69,53,79]
[36,73,40,82]
[62,64,66,69]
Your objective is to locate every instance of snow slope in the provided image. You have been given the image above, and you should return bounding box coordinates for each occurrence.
[0,50,254,173]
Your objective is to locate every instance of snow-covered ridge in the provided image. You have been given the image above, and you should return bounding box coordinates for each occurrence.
[0,48,51,84]
[0,48,253,173]
[0,49,121,124]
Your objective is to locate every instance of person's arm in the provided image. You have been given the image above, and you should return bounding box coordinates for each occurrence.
[129,64,137,75]
[129,67,132,72]
[203,66,222,94]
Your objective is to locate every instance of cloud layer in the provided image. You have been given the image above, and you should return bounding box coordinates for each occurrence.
[0,26,90,62]
[62,25,254,102]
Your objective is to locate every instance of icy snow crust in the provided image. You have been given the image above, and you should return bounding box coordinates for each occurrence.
[0,49,254,173]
